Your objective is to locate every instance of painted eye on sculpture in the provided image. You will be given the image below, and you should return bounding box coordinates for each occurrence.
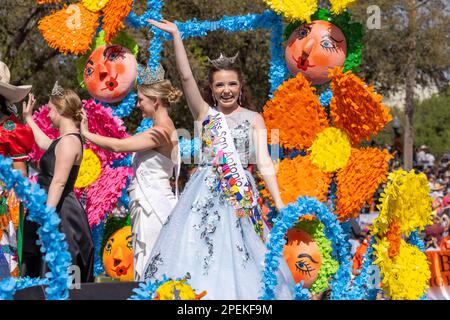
[295,253,318,276]
[295,259,314,276]
[85,67,94,77]
[127,240,132,251]
[320,38,338,52]
[106,242,112,254]
[297,26,311,40]
[104,45,124,61]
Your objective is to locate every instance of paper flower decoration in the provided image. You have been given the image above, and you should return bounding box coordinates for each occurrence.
[371,170,433,236]
[37,0,134,55]
[262,0,356,22]
[154,279,207,300]
[28,99,132,227]
[262,68,392,220]
[370,170,433,300]
[260,156,332,205]
[373,238,431,300]
[74,149,102,189]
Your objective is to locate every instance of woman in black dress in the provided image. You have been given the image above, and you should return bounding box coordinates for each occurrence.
[21,82,94,282]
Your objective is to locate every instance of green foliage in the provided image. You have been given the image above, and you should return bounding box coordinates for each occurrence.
[413,87,450,158]
[350,0,450,94]
[371,89,450,158]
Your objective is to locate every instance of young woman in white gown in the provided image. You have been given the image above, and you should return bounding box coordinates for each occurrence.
[80,69,182,281]
[143,19,295,299]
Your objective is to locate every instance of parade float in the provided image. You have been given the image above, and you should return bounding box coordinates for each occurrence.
[0,0,434,300]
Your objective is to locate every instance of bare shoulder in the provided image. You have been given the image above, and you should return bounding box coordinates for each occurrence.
[151,124,175,137]
[58,134,82,149]
[55,135,82,161]
[145,125,175,145]
[250,112,266,129]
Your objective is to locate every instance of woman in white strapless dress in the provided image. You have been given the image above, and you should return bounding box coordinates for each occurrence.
[128,149,179,280]
[81,69,183,281]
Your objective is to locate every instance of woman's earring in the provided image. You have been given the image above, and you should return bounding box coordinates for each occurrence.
[212,95,218,107]
[238,91,243,106]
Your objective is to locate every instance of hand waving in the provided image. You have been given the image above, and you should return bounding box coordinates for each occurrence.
[22,93,36,120]
[147,19,179,35]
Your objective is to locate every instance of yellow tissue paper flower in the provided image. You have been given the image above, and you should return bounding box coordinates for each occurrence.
[330,0,357,14]
[372,170,433,237]
[155,280,206,300]
[82,0,110,12]
[373,238,430,300]
[309,127,352,173]
[75,149,102,189]
[263,0,318,22]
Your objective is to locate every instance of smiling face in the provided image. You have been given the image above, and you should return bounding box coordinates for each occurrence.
[285,20,347,85]
[283,228,322,288]
[102,226,134,281]
[210,69,242,110]
[83,45,137,103]
[136,90,158,119]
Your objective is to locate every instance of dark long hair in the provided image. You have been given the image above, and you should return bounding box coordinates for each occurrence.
[0,95,11,116]
[202,65,256,111]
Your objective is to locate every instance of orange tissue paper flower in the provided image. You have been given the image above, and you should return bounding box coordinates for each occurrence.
[37,0,133,55]
[386,222,402,258]
[38,3,99,55]
[335,148,392,221]
[276,156,332,205]
[102,0,134,43]
[329,67,392,146]
[262,73,329,151]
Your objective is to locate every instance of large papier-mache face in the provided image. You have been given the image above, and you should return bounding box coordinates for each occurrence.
[84,45,137,103]
[102,226,134,281]
[283,227,322,287]
[285,20,347,85]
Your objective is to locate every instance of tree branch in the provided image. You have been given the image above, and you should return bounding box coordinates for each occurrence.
[12,50,60,85]
[5,6,46,62]
[415,0,432,9]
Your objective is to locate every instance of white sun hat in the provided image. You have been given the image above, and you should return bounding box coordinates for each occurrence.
[0,61,32,103]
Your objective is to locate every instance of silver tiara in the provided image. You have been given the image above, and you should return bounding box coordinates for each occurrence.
[138,64,165,85]
[51,80,64,98]
[207,52,239,69]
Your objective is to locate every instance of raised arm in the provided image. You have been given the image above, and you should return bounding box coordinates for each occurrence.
[22,93,52,150]
[81,113,171,153]
[252,113,284,211]
[148,19,209,121]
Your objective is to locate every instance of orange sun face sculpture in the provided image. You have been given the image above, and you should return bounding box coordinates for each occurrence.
[283,228,322,288]
[285,20,347,85]
[102,226,134,281]
[84,44,137,103]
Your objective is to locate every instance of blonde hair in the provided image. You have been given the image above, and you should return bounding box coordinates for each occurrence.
[49,89,83,126]
[137,79,182,107]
